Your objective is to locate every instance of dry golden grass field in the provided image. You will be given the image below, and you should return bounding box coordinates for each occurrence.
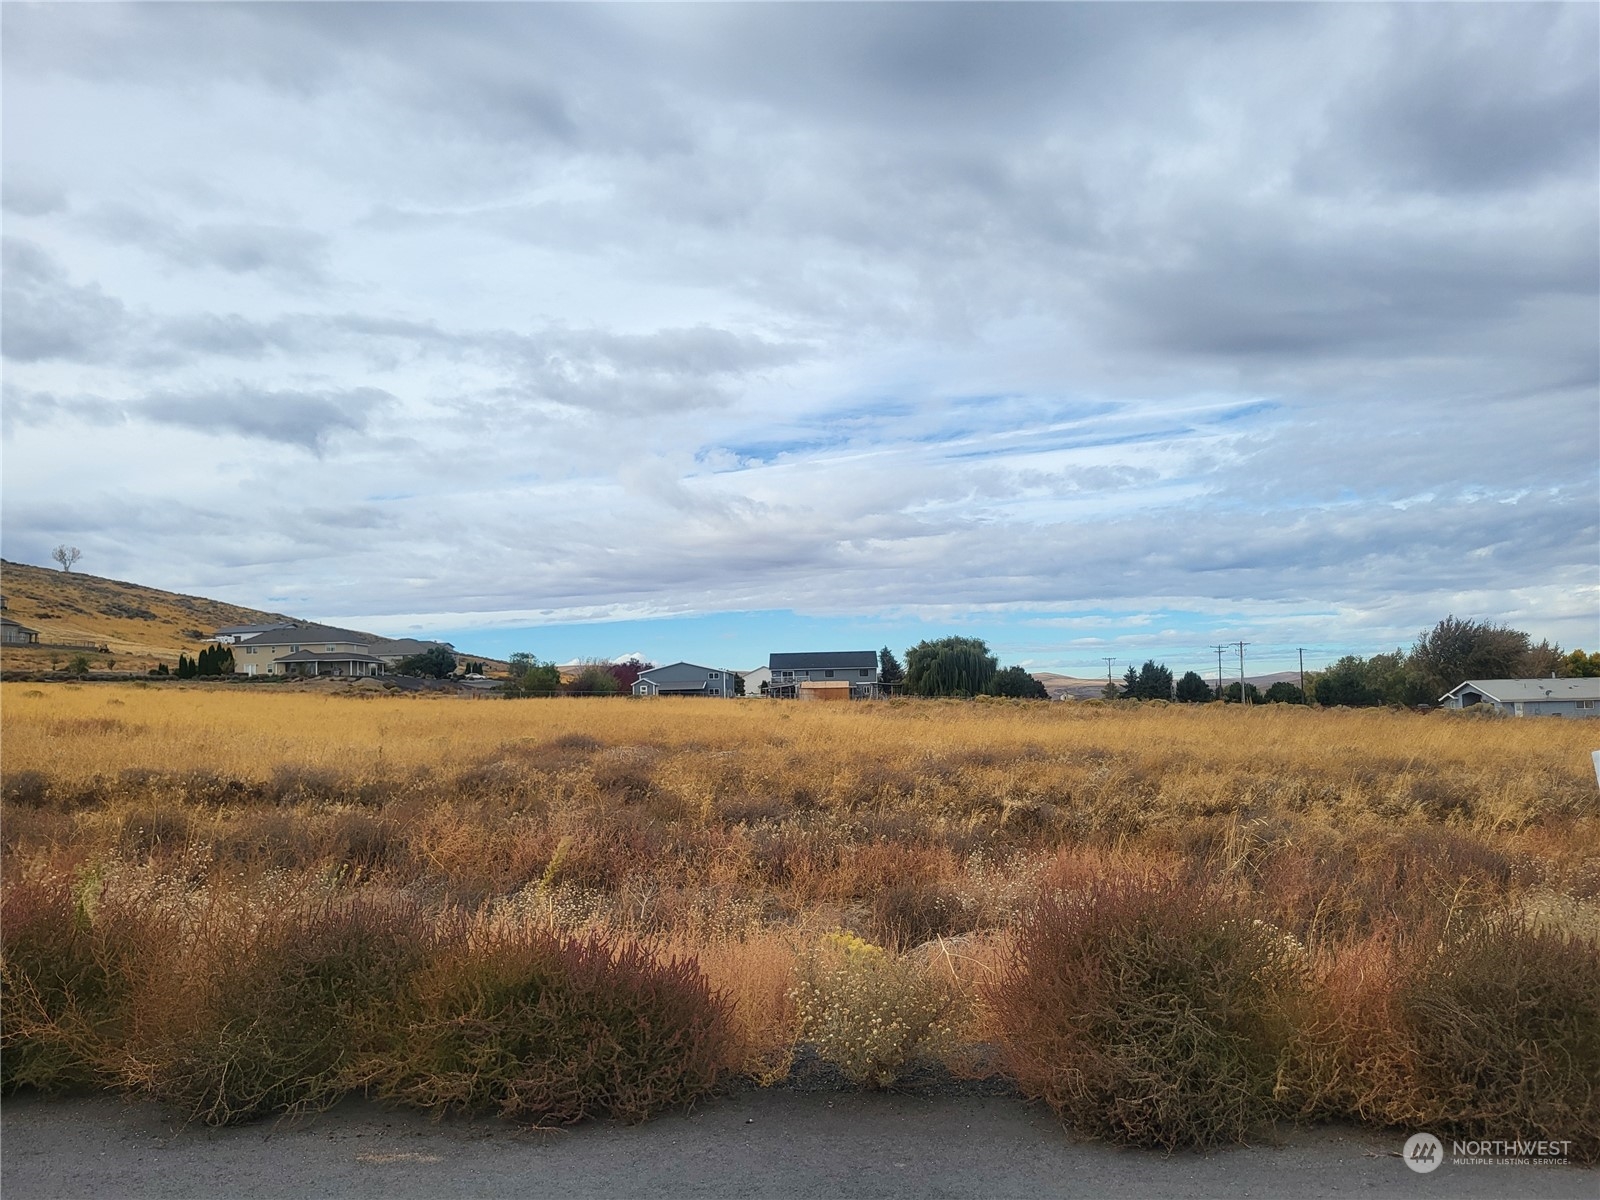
[4,683,1598,1154]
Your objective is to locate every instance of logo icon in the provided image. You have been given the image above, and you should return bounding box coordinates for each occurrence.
[1404,1132,1444,1173]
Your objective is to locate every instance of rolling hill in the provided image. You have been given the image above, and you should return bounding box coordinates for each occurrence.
[0,560,498,673]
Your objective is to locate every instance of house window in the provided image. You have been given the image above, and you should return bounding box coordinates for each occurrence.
[290,645,300,653]
[709,672,720,679]
[859,669,869,677]
[825,670,834,678]
[780,670,793,680]
[327,644,337,651]
[1578,700,1594,710]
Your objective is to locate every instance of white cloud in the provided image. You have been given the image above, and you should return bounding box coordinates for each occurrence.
[2,4,1594,655]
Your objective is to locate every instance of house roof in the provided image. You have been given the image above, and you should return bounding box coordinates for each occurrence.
[1,616,38,633]
[637,661,724,678]
[769,651,877,671]
[214,622,295,637]
[369,638,452,657]
[1440,678,1600,704]
[235,623,373,647]
[273,650,386,664]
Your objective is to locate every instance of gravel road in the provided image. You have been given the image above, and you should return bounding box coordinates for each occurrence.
[2,1090,1592,1200]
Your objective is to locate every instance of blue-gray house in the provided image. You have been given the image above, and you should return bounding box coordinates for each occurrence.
[767,650,878,698]
[632,661,736,698]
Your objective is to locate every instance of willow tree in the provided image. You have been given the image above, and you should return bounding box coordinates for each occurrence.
[904,636,998,698]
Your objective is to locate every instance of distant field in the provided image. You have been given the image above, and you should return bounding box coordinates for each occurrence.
[4,686,1597,1154]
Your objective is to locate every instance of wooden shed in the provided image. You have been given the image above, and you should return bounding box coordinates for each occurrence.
[797,680,852,702]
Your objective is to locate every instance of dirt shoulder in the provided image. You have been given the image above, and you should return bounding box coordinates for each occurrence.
[2,1090,1592,1200]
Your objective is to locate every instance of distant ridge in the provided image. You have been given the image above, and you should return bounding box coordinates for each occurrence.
[0,560,495,672]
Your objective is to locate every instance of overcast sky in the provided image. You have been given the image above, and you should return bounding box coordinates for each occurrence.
[3,3,1596,674]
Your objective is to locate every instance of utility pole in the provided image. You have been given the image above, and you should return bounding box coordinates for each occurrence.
[1102,657,1117,688]
[1235,641,1250,706]
[1212,645,1226,697]
[1298,648,1306,701]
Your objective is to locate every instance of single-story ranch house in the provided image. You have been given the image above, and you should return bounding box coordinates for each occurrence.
[1,617,41,645]
[632,662,736,697]
[1438,678,1600,718]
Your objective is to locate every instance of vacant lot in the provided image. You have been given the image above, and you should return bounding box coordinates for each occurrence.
[4,685,1597,1158]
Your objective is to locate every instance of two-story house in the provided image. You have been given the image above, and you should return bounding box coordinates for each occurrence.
[767,651,878,699]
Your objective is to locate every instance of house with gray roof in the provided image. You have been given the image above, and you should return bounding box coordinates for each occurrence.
[367,638,455,667]
[632,661,736,697]
[1438,678,1600,718]
[234,623,381,676]
[232,622,457,676]
[767,650,878,698]
[210,622,295,644]
[1,617,41,645]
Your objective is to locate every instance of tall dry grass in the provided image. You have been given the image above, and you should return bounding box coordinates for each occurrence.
[3,683,1597,1150]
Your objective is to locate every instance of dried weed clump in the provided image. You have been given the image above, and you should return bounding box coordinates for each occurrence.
[1285,915,1600,1162]
[988,874,1304,1150]
[0,871,141,1094]
[791,931,959,1088]
[366,924,734,1125]
[120,897,423,1124]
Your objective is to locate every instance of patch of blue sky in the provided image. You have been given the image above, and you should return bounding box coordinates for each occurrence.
[1210,399,1281,424]
[720,433,853,464]
[942,425,1196,461]
[426,604,1367,680]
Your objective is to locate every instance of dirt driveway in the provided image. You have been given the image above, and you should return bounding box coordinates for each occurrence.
[2,1090,1591,1200]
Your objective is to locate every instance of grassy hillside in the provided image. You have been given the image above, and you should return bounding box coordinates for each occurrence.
[0,560,301,671]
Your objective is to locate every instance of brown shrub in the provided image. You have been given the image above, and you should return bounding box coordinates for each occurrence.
[869,881,973,951]
[987,873,1302,1150]
[368,924,734,1125]
[121,897,422,1125]
[1,871,142,1093]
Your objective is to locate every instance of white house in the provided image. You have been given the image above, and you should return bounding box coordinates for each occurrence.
[1437,678,1600,718]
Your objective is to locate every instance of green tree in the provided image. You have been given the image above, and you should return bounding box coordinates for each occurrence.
[1262,681,1305,704]
[732,672,746,697]
[503,655,562,697]
[878,647,905,690]
[1521,639,1568,679]
[1308,656,1383,707]
[1174,671,1212,703]
[1567,650,1600,678]
[566,663,621,696]
[992,665,1048,699]
[69,654,92,675]
[397,645,457,678]
[1220,681,1263,704]
[1406,615,1532,696]
[903,636,998,698]
[175,653,197,679]
[1120,660,1174,701]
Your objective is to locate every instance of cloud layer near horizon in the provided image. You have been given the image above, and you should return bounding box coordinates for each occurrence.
[3,3,1596,661]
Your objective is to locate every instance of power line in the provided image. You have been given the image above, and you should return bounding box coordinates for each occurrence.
[1212,645,1227,696]
[1235,640,1251,706]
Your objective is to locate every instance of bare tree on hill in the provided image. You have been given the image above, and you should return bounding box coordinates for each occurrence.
[51,545,82,572]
